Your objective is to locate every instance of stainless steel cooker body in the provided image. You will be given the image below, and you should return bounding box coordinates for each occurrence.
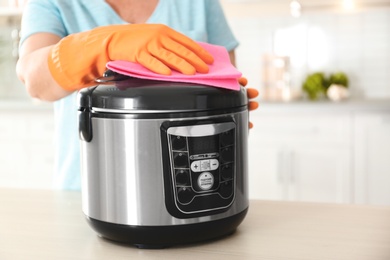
[81,112,249,226]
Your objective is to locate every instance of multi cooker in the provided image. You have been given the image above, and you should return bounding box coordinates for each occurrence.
[78,76,249,248]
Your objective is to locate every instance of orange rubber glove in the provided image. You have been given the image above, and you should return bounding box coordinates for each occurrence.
[239,77,259,129]
[48,24,214,91]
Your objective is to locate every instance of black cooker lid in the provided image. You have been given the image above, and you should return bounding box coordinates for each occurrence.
[78,77,247,112]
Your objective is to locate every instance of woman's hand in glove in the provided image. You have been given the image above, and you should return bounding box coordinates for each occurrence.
[239,77,259,129]
[48,24,214,91]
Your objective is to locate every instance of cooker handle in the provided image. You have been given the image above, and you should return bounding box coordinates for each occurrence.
[79,107,93,142]
[78,87,95,142]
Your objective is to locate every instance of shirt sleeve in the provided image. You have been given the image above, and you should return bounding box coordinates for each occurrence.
[205,0,239,51]
[20,0,67,47]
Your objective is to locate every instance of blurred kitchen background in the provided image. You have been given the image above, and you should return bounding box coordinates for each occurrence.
[0,0,389,205]
[225,0,390,100]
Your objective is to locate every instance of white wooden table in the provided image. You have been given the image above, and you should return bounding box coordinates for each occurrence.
[0,188,389,260]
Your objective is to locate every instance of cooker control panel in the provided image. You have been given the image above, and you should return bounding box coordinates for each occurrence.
[163,121,236,217]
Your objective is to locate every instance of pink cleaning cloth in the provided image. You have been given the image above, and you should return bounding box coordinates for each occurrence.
[106,42,242,91]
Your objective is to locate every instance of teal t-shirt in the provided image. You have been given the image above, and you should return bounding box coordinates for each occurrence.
[20,0,239,190]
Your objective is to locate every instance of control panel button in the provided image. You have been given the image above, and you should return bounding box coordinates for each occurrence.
[191,159,220,172]
[210,159,219,170]
[221,163,233,180]
[220,147,234,163]
[220,130,234,147]
[190,161,201,172]
[175,169,190,186]
[219,181,234,198]
[171,135,187,151]
[177,187,194,204]
[173,152,189,168]
[197,172,214,191]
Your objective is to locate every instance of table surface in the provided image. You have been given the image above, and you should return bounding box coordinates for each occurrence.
[0,188,389,260]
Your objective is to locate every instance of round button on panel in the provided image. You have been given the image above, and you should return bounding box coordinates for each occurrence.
[220,130,234,147]
[197,172,214,191]
[221,163,233,181]
[171,135,187,151]
[220,147,234,163]
[219,181,234,198]
[177,187,194,204]
[173,152,189,168]
[175,169,190,186]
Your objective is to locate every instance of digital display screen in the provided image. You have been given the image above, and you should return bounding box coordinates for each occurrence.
[188,135,219,155]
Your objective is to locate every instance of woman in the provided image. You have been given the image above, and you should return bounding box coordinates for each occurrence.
[16,0,258,190]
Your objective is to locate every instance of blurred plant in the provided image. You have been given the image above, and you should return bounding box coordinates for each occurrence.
[302,72,329,100]
[329,72,349,87]
[302,71,349,100]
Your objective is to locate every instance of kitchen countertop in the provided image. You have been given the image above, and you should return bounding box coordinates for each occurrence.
[0,189,389,260]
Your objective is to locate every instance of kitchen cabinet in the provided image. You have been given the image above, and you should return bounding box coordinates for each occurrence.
[354,112,390,205]
[248,100,390,205]
[248,110,352,203]
[280,145,350,202]
[0,103,54,189]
